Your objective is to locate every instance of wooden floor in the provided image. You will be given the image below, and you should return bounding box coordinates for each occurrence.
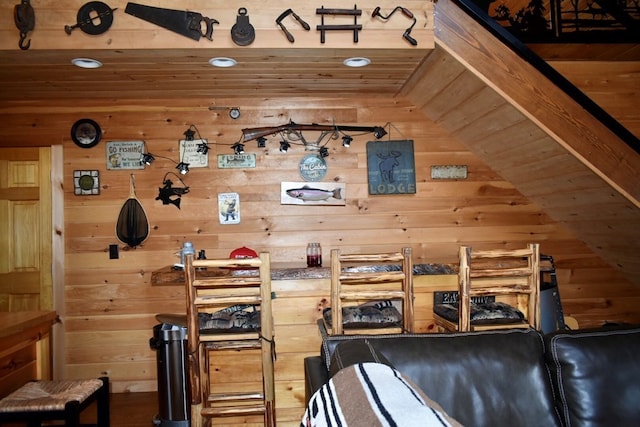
[84,392,161,427]
[2,392,160,427]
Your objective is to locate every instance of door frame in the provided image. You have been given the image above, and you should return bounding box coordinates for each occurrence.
[51,145,65,379]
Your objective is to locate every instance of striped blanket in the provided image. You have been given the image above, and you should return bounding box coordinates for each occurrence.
[302,362,463,427]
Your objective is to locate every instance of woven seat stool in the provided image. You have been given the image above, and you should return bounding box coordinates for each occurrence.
[0,377,109,427]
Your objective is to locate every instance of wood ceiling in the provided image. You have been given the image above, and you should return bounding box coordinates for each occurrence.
[0,0,638,285]
[0,48,428,101]
[0,0,434,101]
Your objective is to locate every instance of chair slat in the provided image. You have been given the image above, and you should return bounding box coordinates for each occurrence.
[329,247,414,335]
[434,243,540,333]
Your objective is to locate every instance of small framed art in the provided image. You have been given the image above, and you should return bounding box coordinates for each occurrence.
[218,192,240,224]
[73,170,100,195]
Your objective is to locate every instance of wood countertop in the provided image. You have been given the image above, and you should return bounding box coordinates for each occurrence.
[0,310,58,339]
[151,263,455,286]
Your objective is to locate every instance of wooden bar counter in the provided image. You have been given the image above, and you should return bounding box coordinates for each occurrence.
[0,310,58,398]
[150,264,457,424]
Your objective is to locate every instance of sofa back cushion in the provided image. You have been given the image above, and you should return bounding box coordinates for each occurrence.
[544,325,640,427]
[329,339,393,377]
[321,328,561,427]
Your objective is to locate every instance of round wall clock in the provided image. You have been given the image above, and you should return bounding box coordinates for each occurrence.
[71,118,102,148]
[229,107,241,119]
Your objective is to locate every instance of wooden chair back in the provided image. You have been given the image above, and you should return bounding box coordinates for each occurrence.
[458,243,541,331]
[329,247,414,335]
[184,252,275,427]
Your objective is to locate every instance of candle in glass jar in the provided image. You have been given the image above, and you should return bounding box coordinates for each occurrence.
[306,243,322,267]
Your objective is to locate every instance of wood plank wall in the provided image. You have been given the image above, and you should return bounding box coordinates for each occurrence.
[1,87,639,425]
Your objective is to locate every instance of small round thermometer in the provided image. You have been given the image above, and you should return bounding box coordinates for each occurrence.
[229,107,241,119]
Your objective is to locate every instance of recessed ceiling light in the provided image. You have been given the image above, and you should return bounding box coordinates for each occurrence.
[71,58,103,69]
[209,57,238,67]
[343,57,371,67]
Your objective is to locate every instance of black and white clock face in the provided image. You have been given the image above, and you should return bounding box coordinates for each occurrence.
[229,107,241,119]
[71,119,102,148]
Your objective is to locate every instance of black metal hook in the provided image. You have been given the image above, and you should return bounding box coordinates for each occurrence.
[14,0,35,50]
[19,31,31,50]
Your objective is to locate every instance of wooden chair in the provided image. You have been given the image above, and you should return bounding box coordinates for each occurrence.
[184,252,275,427]
[434,243,541,332]
[0,377,110,426]
[326,247,414,335]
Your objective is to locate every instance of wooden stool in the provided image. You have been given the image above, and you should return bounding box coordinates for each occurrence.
[185,253,275,427]
[0,377,109,427]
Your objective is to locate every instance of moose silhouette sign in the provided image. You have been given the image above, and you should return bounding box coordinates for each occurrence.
[366,140,416,195]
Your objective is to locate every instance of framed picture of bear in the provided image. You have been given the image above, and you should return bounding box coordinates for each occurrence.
[218,192,240,224]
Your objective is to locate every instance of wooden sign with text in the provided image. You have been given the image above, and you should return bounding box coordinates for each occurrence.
[366,140,416,195]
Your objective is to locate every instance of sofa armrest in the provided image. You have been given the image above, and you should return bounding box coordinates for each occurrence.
[305,338,396,406]
[304,356,329,406]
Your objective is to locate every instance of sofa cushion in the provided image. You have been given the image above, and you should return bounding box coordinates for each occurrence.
[320,327,561,427]
[198,304,260,333]
[322,300,402,329]
[544,324,640,427]
[433,301,525,324]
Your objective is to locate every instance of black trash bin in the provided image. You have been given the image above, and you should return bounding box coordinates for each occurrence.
[150,314,190,427]
[540,282,564,333]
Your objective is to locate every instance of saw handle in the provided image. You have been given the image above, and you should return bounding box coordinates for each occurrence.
[190,14,219,41]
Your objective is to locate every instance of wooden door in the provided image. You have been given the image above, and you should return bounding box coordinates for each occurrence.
[0,148,52,311]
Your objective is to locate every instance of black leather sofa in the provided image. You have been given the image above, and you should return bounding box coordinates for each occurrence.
[304,323,640,427]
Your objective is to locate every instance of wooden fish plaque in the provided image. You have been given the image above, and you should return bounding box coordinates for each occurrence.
[281,182,346,206]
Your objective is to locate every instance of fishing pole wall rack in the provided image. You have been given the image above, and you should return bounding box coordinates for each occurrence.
[316,5,362,43]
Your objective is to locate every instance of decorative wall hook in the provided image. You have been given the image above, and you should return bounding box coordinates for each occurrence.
[316,5,362,43]
[372,6,418,46]
[14,0,35,50]
[156,172,189,209]
[276,8,310,43]
[65,2,117,35]
[231,8,255,46]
